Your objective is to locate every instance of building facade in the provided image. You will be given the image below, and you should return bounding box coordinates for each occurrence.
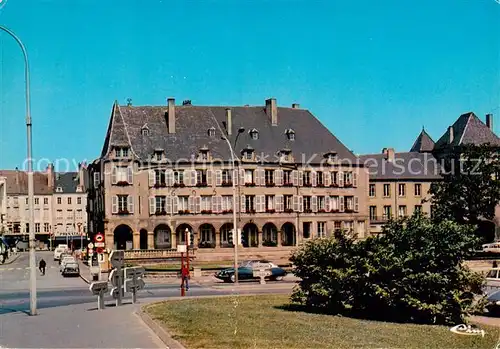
[87,98,369,258]
[0,165,88,248]
[0,177,7,234]
[361,112,500,234]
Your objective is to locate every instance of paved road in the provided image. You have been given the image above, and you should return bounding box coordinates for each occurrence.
[0,252,295,347]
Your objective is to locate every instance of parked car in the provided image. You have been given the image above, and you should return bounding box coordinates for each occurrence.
[53,247,67,261]
[61,261,80,277]
[59,256,76,272]
[482,243,500,253]
[215,260,287,283]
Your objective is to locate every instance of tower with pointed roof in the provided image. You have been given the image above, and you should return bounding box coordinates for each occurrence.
[409,127,435,153]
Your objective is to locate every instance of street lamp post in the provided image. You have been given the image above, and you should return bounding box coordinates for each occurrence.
[0,25,36,315]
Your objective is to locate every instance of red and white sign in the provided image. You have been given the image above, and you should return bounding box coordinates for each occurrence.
[88,248,94,255]
[95,233,104,243]
[94,242,105,248]
[96,247,104,254]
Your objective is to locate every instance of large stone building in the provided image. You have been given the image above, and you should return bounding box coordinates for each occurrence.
[0,176,7,234]
[0,165,88,248]
[87,98,369,260]
[361,112,500,234]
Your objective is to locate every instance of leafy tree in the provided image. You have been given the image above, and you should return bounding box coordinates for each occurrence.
[429,144,500,241]
[290,213,482,325]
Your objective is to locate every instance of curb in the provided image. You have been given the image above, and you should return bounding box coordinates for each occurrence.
[138,307,186,349]
[1,253,20,266]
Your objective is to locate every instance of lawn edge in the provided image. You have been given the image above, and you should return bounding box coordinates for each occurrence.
[138,305,187,349]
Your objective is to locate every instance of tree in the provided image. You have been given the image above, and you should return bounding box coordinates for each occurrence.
[290,213,482,325]
[429,144,500,241]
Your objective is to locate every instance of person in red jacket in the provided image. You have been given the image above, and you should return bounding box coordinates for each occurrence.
[181,265,190,291]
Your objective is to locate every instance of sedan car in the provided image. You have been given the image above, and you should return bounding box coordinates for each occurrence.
[215,260,287,283]
[61,261,80,277]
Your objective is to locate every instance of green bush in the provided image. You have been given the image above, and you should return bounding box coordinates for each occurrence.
[290,212,482,325]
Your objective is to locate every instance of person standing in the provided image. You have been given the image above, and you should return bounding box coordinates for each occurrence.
[181,265,190,291]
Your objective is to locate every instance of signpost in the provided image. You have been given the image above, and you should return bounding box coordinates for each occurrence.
[109,250,124,306]
[124,266,145,303]
[253,268,272,284]
[89,281,108,310]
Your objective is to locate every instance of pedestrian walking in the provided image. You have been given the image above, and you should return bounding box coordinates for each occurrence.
[39,258,46,275]
[181,265,190,291]
[493,261,498,268]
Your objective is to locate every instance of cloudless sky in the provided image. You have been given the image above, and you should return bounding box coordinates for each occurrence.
[0,0,499,171]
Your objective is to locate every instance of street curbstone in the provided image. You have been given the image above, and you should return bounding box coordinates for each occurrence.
[138,307,186,349]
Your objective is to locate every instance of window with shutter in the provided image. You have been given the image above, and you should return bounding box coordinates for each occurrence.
[211,196,217,212]
[172,196,178,213]
[354,196,359,212]
[298,195,304,212]
[149,197,155,215]
[338,171,344,187]
[112,196,118,214]
[260,195,266,212]
[311,196,318,212]
[275,170,283,186]
[260,169,266,186]
[166,170,174,186]
[239,169,245,185]
[93,172,100,188]
[240,195,246,213]
[207,170,213,186]
[195,196,201,213]
[339,196,345,212]
[293,196,299,212]
[325,196,331,211]
[216,170,222,186]
[275,195,283,212]
[166,196,172,214]
[324,172,331,186]
[127,196,134,213]
[191,170,197,186]
[292,171,298,186]
[353,171,358,187]
[298,171,304,186]
[255,195,260,212]
[183,170,190,186]
[149,170,155,187]
[188,196,194,212]
[233,169,238,185]
[111,166,117,184]
[127,167,133,184]
[311,171,317,187]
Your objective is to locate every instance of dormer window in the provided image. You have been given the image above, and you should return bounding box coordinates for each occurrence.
[323,151,337,162]
[241,145,255,161]
[285,129,295,141]
[249,128,259,140]
[278,148,292,163]
[76,185,83,193]
[153,149,165,162]
[115,147,129,158]
[208,127,216,138]
[141,128,150,136]
[56,187,63,193]
[199,146,210,161]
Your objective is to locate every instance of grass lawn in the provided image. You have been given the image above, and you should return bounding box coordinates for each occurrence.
[144,295,499,349]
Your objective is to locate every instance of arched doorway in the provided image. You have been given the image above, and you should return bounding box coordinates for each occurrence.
[154,224,172,249]
[199,224,216,248]
[281,222,296,246]
[176,223,194,247]
[220,223,233,248]
[262,223,278,246]
[140,229,148,249]
[242,223,258,247]
[113,224,133,250]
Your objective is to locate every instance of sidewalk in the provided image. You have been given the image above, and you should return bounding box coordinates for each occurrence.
[0,301,165,348]
[1,252,20,265]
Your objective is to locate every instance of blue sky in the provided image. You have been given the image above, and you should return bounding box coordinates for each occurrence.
[0,0,499,171]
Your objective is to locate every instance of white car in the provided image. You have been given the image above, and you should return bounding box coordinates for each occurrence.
[482,243,500,253]
[59,256,76,272]
[61,261,80,277]
[53,247,66,261]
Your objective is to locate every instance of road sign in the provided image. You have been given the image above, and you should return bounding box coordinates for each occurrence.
[96,247,104,254]
[88,248,94,255]
[95,233,104,243]
[177,244,187,253]
[94,242,105,248]
[253,268,272,284]
[88,242,94,249]
[124,278,145,292]
[89,281,108,310]
[124,266,145,279]
[109,250,125,268]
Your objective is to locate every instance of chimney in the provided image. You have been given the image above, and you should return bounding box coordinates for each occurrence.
[265,98,278,126]
[486,114,493,130]
[78,162,86,188]
[292,103,300,109]
[46,163,54,190]
[226,108,232,136]
[448,126,454,144]
[384,148,395,162]
[167,98,175,134]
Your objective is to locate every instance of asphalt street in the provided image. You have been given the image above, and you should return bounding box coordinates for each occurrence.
[0,251,295,347]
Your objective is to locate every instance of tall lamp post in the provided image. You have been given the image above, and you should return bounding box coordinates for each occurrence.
[0,25,36,315]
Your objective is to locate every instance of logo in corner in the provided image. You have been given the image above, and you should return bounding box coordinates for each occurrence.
[449,324,486,337]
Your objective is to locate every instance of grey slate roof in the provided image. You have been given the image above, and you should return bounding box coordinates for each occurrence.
[410,128,435,153]
[434,112,500,150]
[0,170,51,195]
[358,152,442,180]
[101,101,358,165]
[54,172,80,194]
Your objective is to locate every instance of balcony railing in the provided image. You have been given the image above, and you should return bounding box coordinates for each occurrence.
[370,215,391,224]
